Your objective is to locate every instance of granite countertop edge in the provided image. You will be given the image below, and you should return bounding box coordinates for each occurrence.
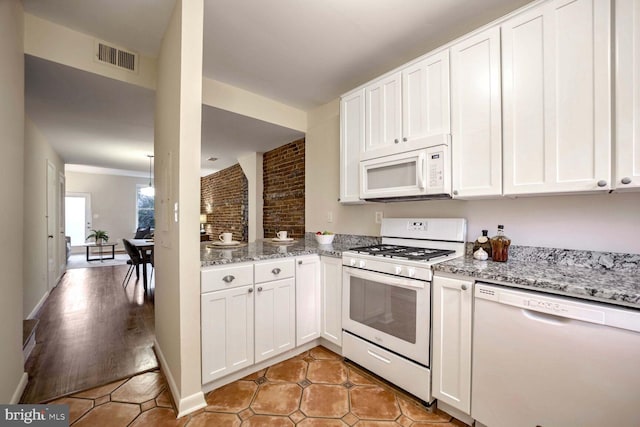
[432,256,640,310]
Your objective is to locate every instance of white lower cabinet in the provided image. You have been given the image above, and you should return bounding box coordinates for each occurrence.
[201,260,296,383]
[320,256,342,346]
[295,256,321,346]
[432,274,473,414]
[254,277,296,363]
[201,282,254,384]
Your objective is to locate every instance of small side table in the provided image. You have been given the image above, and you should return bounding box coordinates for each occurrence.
[84,242,118,262]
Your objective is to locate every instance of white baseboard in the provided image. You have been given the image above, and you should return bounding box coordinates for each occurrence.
[10,372,28,404]
[153,339,206,418]
[27,290,50,320]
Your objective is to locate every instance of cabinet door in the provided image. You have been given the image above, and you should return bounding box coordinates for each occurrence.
[502,0,611,195]
[364,72,402,157]
[254,278,295,363]
[402,51,451,147]
[295,256,321,346]
[340,89,366,203]
[451,27,502,198]
[615,0,640,190]
[320,256,342,346]
[432,276,473,414]
[201,285,254,384]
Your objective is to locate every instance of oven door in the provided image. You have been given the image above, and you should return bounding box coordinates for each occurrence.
[342,266,430,365]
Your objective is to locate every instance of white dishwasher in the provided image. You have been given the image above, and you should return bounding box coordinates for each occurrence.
[472,283,640,427]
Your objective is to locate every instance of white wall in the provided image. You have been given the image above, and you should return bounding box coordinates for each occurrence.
[65,170,149,250]
[23,118,64,319]
[0,0,28,403]
[154,0,206,417]
[306,100,640,255]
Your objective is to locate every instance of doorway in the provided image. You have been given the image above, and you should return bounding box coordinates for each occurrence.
[65,193,92,249]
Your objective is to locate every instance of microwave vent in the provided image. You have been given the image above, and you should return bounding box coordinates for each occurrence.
[95,41,137,72]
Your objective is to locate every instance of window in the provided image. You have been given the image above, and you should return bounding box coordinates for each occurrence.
[136,185,155,229]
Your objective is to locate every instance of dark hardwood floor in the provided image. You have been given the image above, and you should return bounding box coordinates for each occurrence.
[20,265,157,403]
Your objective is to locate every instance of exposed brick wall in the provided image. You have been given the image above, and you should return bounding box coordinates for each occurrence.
[201,164,248,242]
[263,139,305,239]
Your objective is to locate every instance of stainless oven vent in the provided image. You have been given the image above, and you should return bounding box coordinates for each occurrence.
[95,41,137,72]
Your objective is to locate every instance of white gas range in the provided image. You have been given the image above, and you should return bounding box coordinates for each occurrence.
[341,218,467,403]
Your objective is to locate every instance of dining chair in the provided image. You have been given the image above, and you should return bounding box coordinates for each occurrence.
[122,238,143,288]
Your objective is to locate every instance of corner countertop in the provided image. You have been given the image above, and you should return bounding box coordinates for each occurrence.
[432,253,640,310]
[200,238,352,267]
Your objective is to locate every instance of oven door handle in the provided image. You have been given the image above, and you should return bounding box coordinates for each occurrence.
[344,266,426,290]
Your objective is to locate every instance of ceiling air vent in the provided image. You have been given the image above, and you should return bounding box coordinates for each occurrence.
[95,41,138,73]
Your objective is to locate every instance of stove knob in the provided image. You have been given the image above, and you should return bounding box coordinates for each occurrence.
[407,268,416,278]
[394,266,403,275]
[359,260,366,268]
[350,258,357,266]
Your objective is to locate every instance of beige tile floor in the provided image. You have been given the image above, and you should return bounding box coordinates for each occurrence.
[51,346,467,426]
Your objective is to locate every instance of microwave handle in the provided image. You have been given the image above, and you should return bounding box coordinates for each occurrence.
[417,152,426,190]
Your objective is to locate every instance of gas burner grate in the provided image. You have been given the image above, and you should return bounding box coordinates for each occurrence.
[348,244,455,261]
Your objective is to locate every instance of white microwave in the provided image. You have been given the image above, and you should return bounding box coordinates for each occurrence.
[360,145,451,201]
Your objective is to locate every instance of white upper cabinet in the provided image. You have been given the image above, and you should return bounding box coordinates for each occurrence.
[615,0,640,190]
[340,89,366,204]
[363,51,451,160]
[364,72,402,158]
[402,51,451,147]
[502,0,611,195]
[450,27,502,198]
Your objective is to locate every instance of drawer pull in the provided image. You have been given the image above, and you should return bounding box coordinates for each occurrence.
[272,268,281,275]
[257,286,263,292]
[248,288,253,293]
[222,275,235,283]
[461,284,468,291]
[367,349,391,364]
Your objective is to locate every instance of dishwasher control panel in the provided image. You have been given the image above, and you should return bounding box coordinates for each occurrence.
[475,283,607,325]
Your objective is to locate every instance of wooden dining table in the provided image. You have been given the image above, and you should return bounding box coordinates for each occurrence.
[129,239,154,291]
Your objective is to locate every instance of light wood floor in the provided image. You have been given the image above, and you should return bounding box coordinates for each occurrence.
[21,265,156,403]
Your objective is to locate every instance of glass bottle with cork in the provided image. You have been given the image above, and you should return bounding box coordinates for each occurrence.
[490,225,511,262]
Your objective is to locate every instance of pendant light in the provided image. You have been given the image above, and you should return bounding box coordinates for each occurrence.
[140,154,155,197]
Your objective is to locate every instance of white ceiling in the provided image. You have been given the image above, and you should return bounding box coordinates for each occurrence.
[22,0,533,174]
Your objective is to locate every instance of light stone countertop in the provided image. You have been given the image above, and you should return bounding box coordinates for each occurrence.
[433,251,640,310]
[200,238,355,267]
[200,236,640,310]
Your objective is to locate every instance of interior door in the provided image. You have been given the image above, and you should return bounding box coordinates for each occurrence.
[46,161,57,290]
[58,172,66,275]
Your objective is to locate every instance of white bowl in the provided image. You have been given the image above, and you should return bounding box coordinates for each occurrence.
[315,234,335,245]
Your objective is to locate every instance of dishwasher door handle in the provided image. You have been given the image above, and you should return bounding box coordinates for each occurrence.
[522,308,571,326]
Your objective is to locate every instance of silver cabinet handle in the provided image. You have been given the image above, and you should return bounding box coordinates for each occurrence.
[257,286,263,292]
[394,138,399,144]
[222,275,235,283]
[453,190,459,196]
[621,177,632,185]
[272,268,281,275]
[403,137,407,142]
[461,284,468,291]
[248,288,254,293]
[298,260,303,265]
[597,180,607,187]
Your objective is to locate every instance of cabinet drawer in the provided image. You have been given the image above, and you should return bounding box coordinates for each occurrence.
[255,259,295,283]
[201,264,254,293]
